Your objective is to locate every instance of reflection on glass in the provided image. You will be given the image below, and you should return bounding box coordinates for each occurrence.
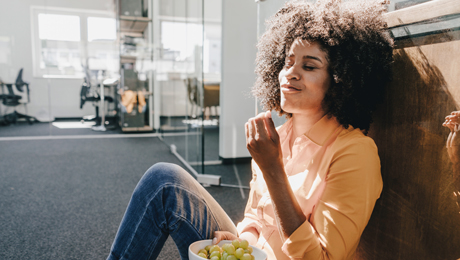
[442,111,460,213]
[358,2,460,258]
[155,0,222,174]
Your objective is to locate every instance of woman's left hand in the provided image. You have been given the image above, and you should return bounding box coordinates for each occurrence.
[245,111,284,179]
[212,231,239,245]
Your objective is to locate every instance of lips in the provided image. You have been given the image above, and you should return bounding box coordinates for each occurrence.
[281,84,301,92]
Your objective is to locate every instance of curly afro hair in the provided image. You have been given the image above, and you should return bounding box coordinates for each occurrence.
[253,0,394,133]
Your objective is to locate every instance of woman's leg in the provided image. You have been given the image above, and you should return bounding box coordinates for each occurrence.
[107,162,237,260]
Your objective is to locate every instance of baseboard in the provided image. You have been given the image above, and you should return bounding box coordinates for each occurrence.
[219,156,252,164]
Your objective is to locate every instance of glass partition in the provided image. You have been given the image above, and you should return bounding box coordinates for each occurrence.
[0,0,220,175]
[153,0,222,174]
[155,0,205,173]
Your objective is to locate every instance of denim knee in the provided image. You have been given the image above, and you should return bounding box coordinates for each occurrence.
[146,162,187,183]
[133,163,190,197]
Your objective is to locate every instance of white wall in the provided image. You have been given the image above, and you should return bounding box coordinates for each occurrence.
[219,0,258,159]
[0,0,114,121]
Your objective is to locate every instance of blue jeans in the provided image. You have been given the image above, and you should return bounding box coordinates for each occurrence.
[107,163,237,260]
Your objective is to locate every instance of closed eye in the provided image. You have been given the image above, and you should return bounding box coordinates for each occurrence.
[303,65,316,71]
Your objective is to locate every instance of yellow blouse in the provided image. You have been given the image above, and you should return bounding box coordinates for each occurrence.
[236,115,383,260]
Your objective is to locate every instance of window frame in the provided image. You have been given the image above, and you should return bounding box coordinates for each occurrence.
[30,6,117,79]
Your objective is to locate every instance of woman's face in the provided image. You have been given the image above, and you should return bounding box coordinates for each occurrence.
[279,39,331,117]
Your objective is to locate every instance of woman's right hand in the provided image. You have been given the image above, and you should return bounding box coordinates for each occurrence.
[212,231,238,245]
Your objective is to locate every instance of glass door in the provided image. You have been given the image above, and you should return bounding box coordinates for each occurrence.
[155,0,205,174]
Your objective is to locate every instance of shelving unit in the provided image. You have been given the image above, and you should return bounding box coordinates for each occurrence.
[115,0,154,132]
[120,15,150,34]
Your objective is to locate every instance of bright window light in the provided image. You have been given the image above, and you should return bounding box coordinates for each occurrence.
[87,17,116,41]
[38,13,80,41]
[161,21,203,60]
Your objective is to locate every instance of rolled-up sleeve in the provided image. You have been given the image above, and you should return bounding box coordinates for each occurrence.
[281,138,383,260]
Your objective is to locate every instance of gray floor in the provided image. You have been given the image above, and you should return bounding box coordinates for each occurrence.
[0,122,251,260]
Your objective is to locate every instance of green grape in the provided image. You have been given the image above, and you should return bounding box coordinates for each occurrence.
[239,240,249,249]
[221,252,228,260]
[244,246,253,254]
[198,249,208,256]
[222,243,230,252]
[235,248,244,259]
[205,245,212,252]
[211,256,220,260]
[232,240,240,249]
[227,255,237,260]
[225,244,236,255]
[251,255,255,260]
[240,253,252,260]
[197,252,207,259]
[210,251,221,259]
[210,245,221,253]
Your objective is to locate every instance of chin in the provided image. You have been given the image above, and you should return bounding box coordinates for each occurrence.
[280,95,297,114]
[280,103,294,114]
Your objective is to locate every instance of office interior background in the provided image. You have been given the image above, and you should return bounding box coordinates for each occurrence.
[1,0,460,259]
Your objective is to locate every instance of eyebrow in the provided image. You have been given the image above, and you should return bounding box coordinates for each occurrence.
[287,54,323,64]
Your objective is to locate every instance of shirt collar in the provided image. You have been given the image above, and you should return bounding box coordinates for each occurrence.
[305,115,341,146]
[277,115,341,146]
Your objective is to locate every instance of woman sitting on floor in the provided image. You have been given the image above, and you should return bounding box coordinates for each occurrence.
[106,0,394,259]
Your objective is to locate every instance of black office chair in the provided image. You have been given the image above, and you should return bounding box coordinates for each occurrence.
[79,77,114,123]
[0,68,36,124]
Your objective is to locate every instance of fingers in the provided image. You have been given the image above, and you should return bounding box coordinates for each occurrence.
[254,115,268,140]
[245,118,255,145]
[213,231,238,244]
[443,112,460,132]
[263,111,278,141]
[213,231,224,245]
[245,122,249,140]
[246,113,270,146]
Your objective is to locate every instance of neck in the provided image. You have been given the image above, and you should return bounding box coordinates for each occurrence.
[290,112,325,142]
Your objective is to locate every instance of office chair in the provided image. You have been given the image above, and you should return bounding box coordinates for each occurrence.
[184,77,200,118]
[184,77,220,120]
[79,77,114,124]
[0,68,36,124]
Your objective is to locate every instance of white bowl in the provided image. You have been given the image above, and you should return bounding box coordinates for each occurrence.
[189,239,267,260]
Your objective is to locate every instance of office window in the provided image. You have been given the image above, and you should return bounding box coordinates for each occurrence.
[87,17,116,42]
[31,7,118,78]
[38,14,81,41]
[159,20,221,75]
[161,21,203,61]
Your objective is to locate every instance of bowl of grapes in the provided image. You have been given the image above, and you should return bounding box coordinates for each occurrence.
[189,239,267,260]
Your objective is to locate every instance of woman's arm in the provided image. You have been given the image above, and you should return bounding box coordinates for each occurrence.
[245,111,306,240]
[213,163,262,245]
[246,112,382,260]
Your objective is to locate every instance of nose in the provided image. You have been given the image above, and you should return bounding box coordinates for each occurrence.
[284,65,300,80]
